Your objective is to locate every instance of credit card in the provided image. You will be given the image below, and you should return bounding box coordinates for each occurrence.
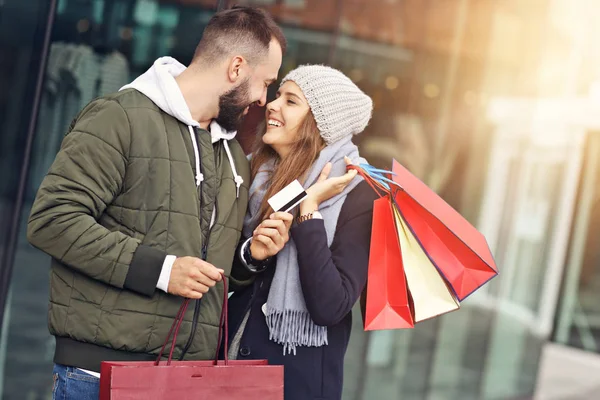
[267,179,307,213]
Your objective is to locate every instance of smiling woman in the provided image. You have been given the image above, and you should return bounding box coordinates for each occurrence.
[227,64,374,400]
[262,81,313,156]
[250,82,322,223]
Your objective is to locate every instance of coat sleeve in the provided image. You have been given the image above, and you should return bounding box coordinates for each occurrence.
[229,238,257,291]
[27,98,166,296]
[291,183,375,326]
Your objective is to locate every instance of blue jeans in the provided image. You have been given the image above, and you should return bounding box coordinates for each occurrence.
[52,364,99,400]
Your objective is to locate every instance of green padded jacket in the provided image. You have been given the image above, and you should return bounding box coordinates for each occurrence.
[27,89,251,371]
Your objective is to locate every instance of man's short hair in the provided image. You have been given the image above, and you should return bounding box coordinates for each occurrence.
[193,6,287,66]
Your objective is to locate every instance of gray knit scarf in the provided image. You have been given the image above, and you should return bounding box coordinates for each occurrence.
[244,136,366,355]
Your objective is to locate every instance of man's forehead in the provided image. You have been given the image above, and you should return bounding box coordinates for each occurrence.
[254,59,280,81]
[267,39,283,72]
[251,40,282,80]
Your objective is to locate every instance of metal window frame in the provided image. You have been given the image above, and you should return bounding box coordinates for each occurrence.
[0,0,58,329]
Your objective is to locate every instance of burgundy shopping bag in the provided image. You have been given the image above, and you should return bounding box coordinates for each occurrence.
[100,276,283,399]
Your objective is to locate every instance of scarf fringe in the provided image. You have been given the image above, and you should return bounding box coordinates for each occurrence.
[266,310,329,355]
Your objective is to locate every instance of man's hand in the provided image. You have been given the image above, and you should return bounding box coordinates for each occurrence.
[250,212,294,261]
[168,257,224,299]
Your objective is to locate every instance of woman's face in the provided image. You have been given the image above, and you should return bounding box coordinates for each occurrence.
[262,81,311,158]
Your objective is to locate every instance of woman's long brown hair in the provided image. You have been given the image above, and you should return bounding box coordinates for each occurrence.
[251,111,325,221]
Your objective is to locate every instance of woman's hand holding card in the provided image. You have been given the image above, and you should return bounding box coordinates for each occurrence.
[250,212,294,260]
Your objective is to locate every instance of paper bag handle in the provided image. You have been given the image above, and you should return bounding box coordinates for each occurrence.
[346,165,388,198]
[155,273,229,366]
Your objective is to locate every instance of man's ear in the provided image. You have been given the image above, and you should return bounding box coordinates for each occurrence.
[227,56,245,83]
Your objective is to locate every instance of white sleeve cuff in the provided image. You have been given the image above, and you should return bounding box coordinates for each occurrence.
[157,255,176,293]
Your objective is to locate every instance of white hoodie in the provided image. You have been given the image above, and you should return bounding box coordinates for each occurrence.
[120,56,244,195]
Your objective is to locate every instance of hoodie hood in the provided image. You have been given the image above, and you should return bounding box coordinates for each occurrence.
[120,57,243,197]
[120,56,236,144]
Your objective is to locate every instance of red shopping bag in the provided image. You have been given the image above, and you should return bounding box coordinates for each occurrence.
[99,276,283,399]
[391,160,498,300]
[363,195,460,331]
[363,197,414,330]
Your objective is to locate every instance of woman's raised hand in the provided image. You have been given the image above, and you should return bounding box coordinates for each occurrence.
[302,156,357,213]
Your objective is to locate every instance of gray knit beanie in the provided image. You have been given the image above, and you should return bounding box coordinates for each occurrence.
[280,65,373,145]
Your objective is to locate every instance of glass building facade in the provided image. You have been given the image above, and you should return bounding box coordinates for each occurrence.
[1,0,600,399]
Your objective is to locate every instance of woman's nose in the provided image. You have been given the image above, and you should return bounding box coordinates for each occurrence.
[267,99,279,111]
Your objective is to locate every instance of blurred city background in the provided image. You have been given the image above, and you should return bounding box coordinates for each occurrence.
[1,0,600,399]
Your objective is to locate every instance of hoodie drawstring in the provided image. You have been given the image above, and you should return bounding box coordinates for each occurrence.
[190,126,242,198]
[223,140,244,198]
[188,126,203,186]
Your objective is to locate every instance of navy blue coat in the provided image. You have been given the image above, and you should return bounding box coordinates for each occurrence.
[227,181,377,400]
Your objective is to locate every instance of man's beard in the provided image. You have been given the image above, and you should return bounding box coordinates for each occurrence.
[215,78,251,132]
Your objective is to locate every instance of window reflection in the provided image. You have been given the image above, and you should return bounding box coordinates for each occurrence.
[555,133,600,354]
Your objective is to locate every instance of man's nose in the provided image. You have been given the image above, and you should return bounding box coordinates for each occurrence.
[256,89,268,107]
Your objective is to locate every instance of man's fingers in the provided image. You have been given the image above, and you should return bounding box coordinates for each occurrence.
[193,259,223,282]
[187,279,210,294]
[185,290,204,299]
[189,270,217,287]
[170,257,225,299]
[179,286,204,299]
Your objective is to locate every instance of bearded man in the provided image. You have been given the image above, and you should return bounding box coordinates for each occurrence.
[26,6,286,398]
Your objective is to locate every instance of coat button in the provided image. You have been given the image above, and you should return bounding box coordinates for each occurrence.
[239,346,251,357]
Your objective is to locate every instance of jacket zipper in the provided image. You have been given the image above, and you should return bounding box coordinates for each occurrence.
[180,202,218,359]
[180,130,217,360]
